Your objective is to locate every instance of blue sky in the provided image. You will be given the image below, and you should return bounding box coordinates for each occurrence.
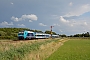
[0,0,90,35]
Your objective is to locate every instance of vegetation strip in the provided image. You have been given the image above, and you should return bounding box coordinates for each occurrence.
[46,39,90,60]
[0,40,38,52]
[23,38,67,60]
[0,39,59,60]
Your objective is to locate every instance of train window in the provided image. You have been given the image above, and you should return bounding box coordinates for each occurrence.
[27,33,34,36]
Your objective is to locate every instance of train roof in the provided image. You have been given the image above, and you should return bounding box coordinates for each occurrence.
[26,31,34,33]
[18,30,34,33]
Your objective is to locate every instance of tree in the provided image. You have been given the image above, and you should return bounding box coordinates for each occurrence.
[45,30,57,35]
[84,32,89,37]
[45,30,51,34]
[59,34,67,37]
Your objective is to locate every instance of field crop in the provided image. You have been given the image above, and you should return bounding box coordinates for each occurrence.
[46,39,90,60]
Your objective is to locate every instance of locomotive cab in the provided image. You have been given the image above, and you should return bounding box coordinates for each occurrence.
[18,30,35,40]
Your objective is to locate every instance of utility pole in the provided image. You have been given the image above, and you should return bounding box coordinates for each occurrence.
[50,26,54,38]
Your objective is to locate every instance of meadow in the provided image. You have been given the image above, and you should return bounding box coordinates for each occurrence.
[0,38,90,60]
[46,38,90,60]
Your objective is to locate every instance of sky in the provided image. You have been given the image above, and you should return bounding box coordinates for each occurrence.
[0,0,90,35]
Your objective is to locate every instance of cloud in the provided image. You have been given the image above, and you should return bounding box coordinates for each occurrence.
[59,30,63,32]
[84,22,87,25]
[39,23,47,26]
[64,4,90,17]
[11,14,38,22]
[69,2,73,6]
[60,16,69,23]
[53,23,60,26]
[0,21,13,26]
[29,20,33,22]
[22,14,37,20]
[17,24,25,27]
[11,16,19,22]
[72,21,88,27]
[11,2,14,5]
[81,22,88,26]
[59,15,89,28]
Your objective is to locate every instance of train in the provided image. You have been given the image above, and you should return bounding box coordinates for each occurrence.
[18,30,59,40]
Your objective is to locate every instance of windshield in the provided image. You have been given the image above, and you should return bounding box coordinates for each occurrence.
[27,33,34,36]
[18,32,24,35]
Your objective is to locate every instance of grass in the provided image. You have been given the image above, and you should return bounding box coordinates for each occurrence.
[46,39,90,60]
[23,38,66,60]
[0,40,37,52]
[0,39,61,60]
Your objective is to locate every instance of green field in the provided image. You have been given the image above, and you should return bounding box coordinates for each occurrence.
[46,39,90,60]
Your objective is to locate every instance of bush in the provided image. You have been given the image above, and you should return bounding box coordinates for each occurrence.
[0,31,7,36]
[0,36,17,40]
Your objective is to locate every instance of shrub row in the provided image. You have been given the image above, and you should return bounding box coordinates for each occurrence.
[0,36,18,40]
